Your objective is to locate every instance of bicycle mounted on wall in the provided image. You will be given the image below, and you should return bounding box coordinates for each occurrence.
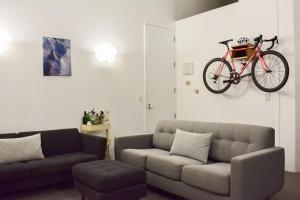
[203,35,289,94]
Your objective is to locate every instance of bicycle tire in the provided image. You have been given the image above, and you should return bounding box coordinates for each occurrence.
[203,58,232,94]
[251,50,289,92]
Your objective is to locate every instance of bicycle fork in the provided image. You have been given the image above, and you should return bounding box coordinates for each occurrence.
[258,51,272,72]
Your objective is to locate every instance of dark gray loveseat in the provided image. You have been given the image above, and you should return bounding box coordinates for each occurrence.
[0,128,106,195]
[115,120,285,200]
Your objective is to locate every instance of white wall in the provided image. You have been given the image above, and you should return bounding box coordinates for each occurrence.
[0,0,175,139]
[294,0,300,172]
[176,0,298,171]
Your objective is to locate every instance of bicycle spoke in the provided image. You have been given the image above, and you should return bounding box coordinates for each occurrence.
[257,74,265,84]
[271,64,284,71]
[271,58,280,69]
[270,72,281,81]
[270,63,282,71]
[263,55,282,72]
[263,76,267,87]
[259,74,268,86]
[268,74,275,88]
[270,72,283,82]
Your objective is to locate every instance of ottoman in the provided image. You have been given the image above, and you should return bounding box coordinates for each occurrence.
[72,160,147,200]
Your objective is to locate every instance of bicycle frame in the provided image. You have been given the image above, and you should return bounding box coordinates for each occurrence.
[217,46,270,78]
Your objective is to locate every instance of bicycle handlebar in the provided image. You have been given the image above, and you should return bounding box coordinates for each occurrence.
[254,35,279,50]
[264,36,279,50]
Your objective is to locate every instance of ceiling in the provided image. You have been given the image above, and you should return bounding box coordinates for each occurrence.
[176,0,238,20]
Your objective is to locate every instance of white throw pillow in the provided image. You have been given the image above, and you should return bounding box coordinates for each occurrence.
[0,134,44,164]
[170,129,212,163]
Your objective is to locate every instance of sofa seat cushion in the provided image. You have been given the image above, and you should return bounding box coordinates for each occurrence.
[0,162,31,183]
[182,162,231,195]
[146,155,203,181]
[25,152,98,177]
[120,148,169,168]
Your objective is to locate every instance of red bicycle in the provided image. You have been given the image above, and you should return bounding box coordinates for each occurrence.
[203,35,289,93]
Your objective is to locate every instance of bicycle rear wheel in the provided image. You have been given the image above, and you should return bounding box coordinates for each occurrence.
[251,50,289,92]
[203,58,232,94]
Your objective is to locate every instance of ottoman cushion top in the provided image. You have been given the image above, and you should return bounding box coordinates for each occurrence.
[72,160,146,193]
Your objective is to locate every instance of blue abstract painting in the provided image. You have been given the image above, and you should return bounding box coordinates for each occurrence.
[43,37,71,76]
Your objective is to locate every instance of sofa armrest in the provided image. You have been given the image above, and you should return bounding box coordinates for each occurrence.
[231,147,284,200]
[114,134,153,160]
[80,133,107,160]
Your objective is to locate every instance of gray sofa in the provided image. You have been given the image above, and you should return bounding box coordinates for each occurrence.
[0,128,107,195]
[115,120,285,200]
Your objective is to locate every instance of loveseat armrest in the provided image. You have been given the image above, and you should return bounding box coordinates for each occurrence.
[80,133,107,160]
[114,134,153,160]
[231,147,284,200]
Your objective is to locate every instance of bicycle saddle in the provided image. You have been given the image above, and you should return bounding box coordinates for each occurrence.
[219,39,233,45]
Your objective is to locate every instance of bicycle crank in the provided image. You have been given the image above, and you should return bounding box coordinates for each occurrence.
[223,72,252,84]
[231,72,241,84]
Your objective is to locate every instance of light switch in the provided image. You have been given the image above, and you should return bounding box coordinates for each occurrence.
[183,63,194,76]
[137,93,143,102]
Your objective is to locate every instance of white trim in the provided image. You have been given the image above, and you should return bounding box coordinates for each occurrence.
[143,23,176,133]
[143,23,147,133]
[145,23,174,31]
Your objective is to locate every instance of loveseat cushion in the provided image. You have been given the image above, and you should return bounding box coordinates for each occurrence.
[25,152,98,177]
[19,129,82,157]
[0,162,31,183]
[146,155,203,180]
[182,163,231,195]
[120,148,169,168]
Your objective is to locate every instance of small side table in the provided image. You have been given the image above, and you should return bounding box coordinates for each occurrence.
[81,124,111,160]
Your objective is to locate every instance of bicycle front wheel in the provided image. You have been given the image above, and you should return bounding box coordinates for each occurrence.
[203,58,232,94]
[251,50,289,92]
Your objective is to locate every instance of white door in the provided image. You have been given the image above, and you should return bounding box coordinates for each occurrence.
[145,24,176,133]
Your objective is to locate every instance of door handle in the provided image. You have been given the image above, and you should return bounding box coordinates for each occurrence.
[147,104,154,110]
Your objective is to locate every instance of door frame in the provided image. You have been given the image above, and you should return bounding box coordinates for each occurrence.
[143,23,176,133]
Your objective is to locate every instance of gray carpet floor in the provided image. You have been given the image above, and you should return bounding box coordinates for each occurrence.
[2,172,300,200]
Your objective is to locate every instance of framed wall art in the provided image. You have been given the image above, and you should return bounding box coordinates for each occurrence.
[43,37,71,76]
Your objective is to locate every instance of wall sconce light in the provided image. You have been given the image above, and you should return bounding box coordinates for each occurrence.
[95,43,117,63]
[0,28,12,54]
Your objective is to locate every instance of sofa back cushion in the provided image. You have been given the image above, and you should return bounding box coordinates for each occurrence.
[18,128,81,157]
[153,132,175,150]
[0,133,18,139]
[153,120,275,162]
